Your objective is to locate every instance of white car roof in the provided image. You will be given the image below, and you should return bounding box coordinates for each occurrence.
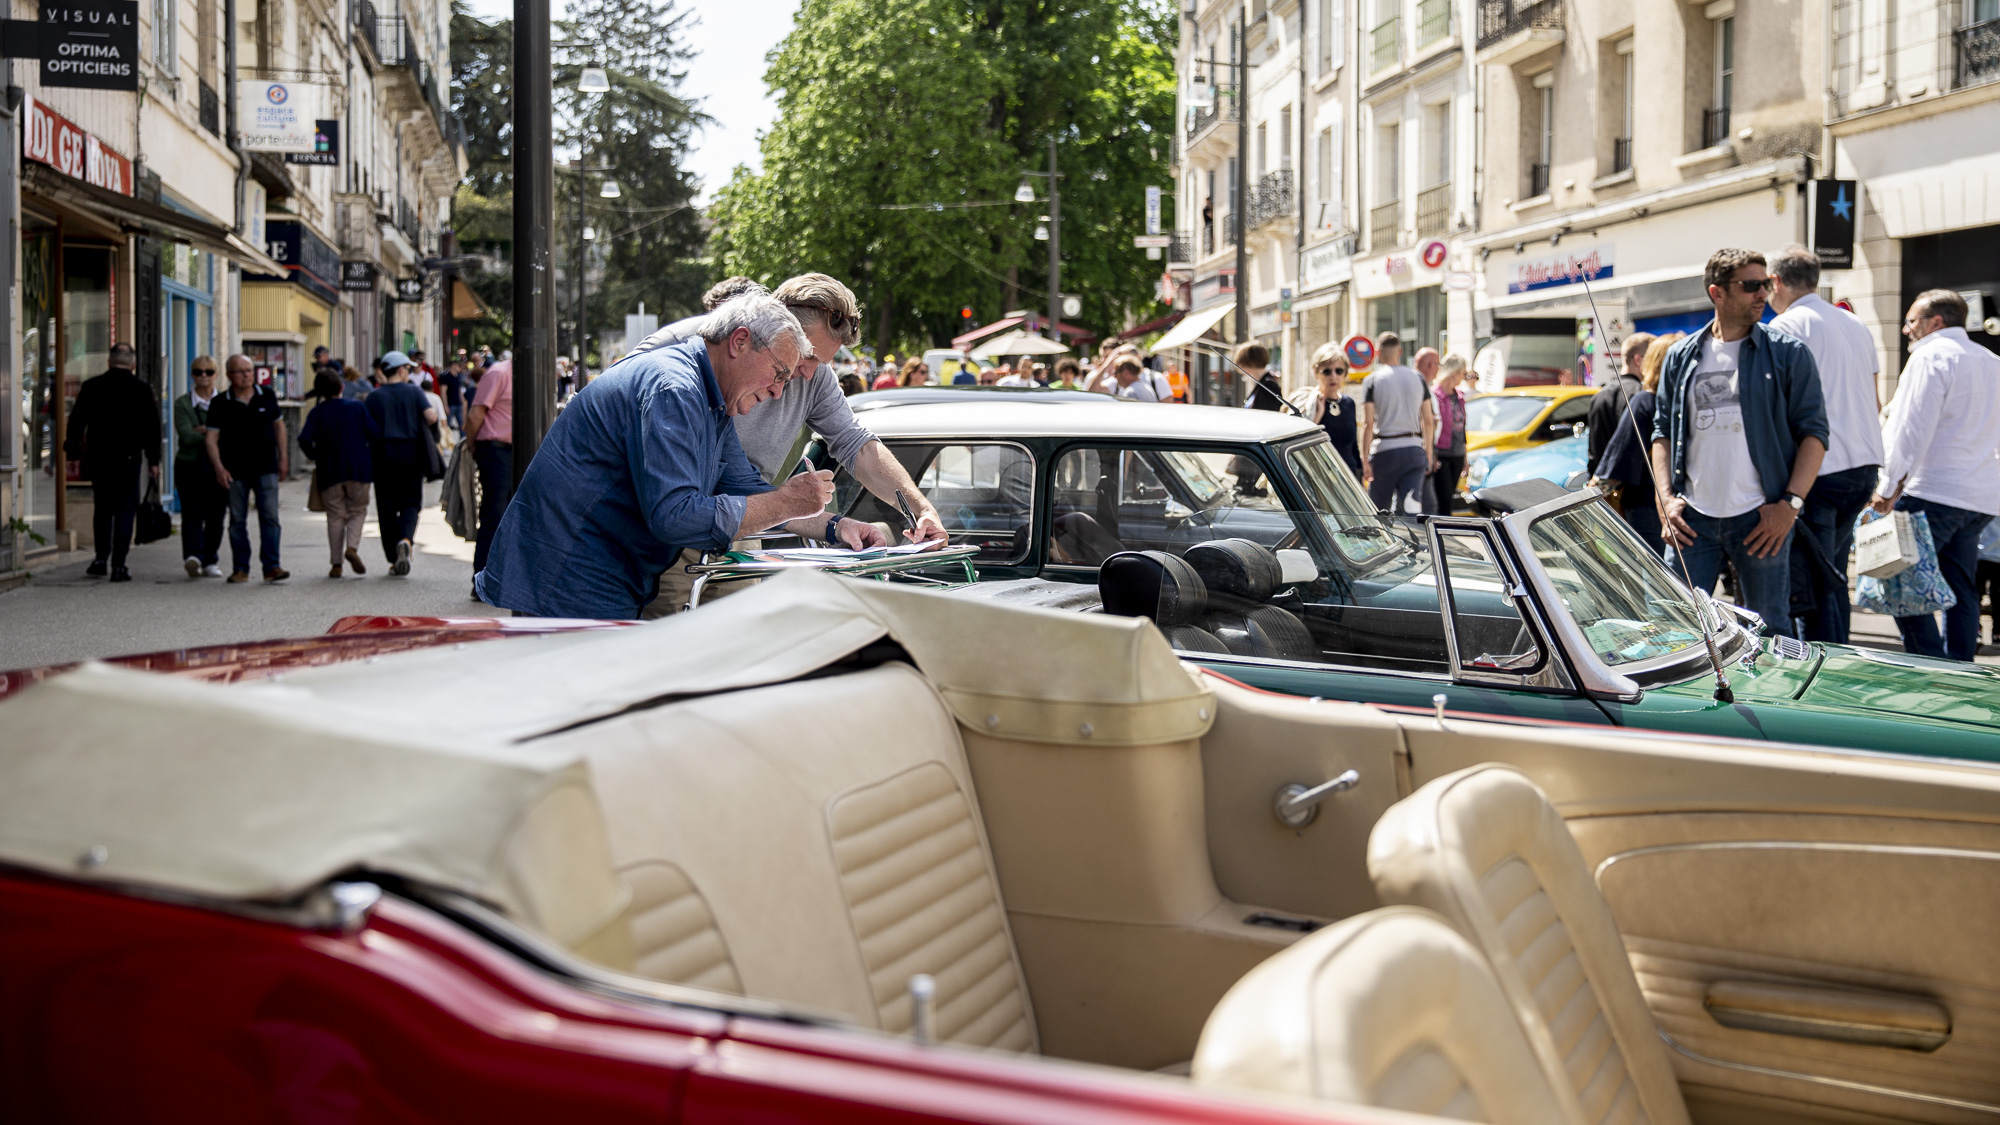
[858,400,1321,443]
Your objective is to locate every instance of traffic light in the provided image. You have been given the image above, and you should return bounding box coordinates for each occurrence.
[961,306,974,321]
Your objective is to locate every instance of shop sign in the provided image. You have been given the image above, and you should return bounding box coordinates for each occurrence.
[284,119,340,166]
[1443,270,1478,292]
[1420,240,1448,270]
[1191,268,1235,308]
[1504,243,1614,295]
[1301,239,1352,292]
[21,94,129,193]
[37,0,139,91]
[255,218,340,307]
[395,277,425,303]
[1810,179,1857,270]
[1250,305,1280,337]
[341,260,377,291]
[239,80,318,152]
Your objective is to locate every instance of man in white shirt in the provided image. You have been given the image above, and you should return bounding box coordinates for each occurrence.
[1111,355,1174,402]
[1871,289,2000,661]
[1768,246,1882,643]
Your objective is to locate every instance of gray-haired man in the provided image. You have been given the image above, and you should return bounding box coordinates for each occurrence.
[474,296,871,618]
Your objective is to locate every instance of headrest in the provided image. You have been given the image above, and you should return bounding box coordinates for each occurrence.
[1185,538,1282,600]
[1469,478,1570,514]
[1099,550,1209,626]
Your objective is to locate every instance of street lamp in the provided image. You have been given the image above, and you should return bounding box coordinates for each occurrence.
[578,65,611,93]
[599,179,621,198]
[1014,179,1036,204]
[1034,217,1049,241]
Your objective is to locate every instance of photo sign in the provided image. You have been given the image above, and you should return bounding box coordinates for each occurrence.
[239,80,318,152]
[38,0,138,90]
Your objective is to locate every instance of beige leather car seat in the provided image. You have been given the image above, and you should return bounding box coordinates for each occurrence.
[549,662,1037,1052]
[1193,906,1587,1124]
[1368,765,1691,1125]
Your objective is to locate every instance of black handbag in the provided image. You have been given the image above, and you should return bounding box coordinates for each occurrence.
[423,435,446,482]
[135,470,173,544]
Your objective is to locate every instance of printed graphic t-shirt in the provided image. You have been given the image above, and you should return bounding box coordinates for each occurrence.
[1682,334,1765,518]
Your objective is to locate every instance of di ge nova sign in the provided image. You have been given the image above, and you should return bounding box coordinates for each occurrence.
[1,0,141,92]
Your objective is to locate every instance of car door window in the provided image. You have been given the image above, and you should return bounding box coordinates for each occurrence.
[837,442,1033,563]
[1430,524,1547,681]
[1539,396,1592,439]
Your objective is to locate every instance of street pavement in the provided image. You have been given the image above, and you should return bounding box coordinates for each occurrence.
[0,475,495,670]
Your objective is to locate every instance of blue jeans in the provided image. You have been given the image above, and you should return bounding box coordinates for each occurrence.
[1369,445,1429,516]
[227,472,282,575]
[1666,507,1795,638]
[1893,495,1993,662]
[1792,465,1877,644]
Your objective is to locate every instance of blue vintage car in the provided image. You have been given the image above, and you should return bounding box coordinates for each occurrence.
[1463,431,1589,506]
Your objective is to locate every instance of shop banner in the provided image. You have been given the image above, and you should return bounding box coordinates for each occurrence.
[1505,244,1614,295]
[341,261,377,291]
[283,119,340,166]
[239,80,318,152]
[39,0,139,91]
[21,93,130,193]
[1810,179,1857,269]
[255,219,341,307]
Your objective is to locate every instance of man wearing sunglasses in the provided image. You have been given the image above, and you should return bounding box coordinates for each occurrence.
[1650,248,1829,637]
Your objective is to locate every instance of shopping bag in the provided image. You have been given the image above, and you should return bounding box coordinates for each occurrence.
[135,470,173,544]
[306,467,325,512]
[1856,510,1956,617]
[1853,509,1916,579]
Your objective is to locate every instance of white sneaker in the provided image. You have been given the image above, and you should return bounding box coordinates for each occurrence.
[200,563,223,577]
[184,555,201,578]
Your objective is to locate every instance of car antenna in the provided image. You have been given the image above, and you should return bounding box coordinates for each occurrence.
[1575,270,1734,704]
[1186,341,1305,416]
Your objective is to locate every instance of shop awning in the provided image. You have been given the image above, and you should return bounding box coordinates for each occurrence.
[24,163,288,275]
[951,313,1097,351]
[1150,302,1234,351]
[451,277,490,320]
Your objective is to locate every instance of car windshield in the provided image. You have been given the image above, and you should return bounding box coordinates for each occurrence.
[1525,502,1709,666]
[1467,395,1550,433]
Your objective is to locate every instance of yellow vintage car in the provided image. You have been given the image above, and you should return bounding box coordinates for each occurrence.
[1466,385,1597,454]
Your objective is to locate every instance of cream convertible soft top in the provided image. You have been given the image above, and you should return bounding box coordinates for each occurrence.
[0,570,1212,939]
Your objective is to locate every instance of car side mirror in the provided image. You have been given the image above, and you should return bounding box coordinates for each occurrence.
[1547,422,1575,436]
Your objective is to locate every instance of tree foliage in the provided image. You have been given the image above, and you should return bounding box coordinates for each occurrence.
[707,0,1177,356]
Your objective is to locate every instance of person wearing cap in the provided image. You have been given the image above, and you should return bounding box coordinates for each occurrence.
[364,350,439,576]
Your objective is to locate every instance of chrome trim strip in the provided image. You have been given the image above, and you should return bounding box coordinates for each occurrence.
[1657,1029,2000,1116]
[1594,839,2000,882]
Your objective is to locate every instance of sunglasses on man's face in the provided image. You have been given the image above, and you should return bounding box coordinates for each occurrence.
[787,302,850,336]
[1727,278,1774,294]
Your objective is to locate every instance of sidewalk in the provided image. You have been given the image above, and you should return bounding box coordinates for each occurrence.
[0,475,497,670]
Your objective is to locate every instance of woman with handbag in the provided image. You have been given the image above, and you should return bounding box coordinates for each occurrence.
[299,370,380,578]
[363,351,439,577]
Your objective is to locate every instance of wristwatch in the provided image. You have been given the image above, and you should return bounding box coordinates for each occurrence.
[1782,492,1805,513]
[825,516,843,543]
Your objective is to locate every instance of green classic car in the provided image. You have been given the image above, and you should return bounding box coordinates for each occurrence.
[821,399,2000,761]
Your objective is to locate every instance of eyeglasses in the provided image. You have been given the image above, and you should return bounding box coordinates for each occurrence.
[1727,278,1774,294]
[770,357,795,387]
[786,302,851,337]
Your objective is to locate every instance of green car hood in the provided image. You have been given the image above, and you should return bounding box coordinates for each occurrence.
[1798,645,2000,728]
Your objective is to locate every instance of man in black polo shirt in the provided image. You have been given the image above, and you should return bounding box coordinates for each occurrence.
[204,354,290,582]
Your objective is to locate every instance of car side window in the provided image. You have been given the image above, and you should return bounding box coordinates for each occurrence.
[1047,446,1296,568]
[1541,396,1592,438]
[1430,526,1545,679]
[839,442,1033,564]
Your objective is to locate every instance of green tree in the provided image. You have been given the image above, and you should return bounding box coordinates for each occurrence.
[450,1,515,350]
[708,0,1176,356]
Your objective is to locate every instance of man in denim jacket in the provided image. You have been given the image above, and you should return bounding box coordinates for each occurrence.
[1650,249,1829,637]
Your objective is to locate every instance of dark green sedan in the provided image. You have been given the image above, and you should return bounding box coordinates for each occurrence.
[822,399,2000,762]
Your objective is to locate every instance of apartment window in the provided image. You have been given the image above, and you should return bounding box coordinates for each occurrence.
[153,0,178,75]
[1531,71,1554,198]
[1370,120,1401,250]
[1418,101,1450,237]
[1961,0,2000,88]
[1317,128,1335,228]
[1706,15,1734,147]
[1317,0,1333,70]
[1256,123,1268,176]
[1279,106,1293,170]
[1614,37,1634,172]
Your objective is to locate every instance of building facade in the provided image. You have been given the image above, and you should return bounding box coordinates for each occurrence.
[2,0,463,573]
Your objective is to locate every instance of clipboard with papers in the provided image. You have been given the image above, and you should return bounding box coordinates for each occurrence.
[681,540,981,610]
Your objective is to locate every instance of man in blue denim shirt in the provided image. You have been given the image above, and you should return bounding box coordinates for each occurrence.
[475,296,876,618]
[1650,249,1829,637]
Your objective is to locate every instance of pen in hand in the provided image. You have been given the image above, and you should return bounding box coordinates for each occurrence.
[894,489,921,539]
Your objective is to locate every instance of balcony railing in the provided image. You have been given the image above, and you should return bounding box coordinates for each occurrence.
[1203,222,1216,256]
[1167,232,1194,263]
[1368,199,1401,251]
[1250,169,1294,227]
[1370,15,1400,72]
[1223,212,1240,245]
[1701,106,1730,149]
[1612,136,1631,173]
[1416,0,1451,48]
[1185,89,1239,144]
[1476,0,1562,52]
[1955,17,2000,90]
[1416,183,1451,237]
[1528,162,1550,198]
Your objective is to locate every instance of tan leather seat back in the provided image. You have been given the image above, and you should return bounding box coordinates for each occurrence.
[1194,907,1586,1124]
[1368,765,1690,1125]
[552,663,1037,1052]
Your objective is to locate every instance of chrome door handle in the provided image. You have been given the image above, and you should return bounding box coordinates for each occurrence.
[1273,769,1361,828]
